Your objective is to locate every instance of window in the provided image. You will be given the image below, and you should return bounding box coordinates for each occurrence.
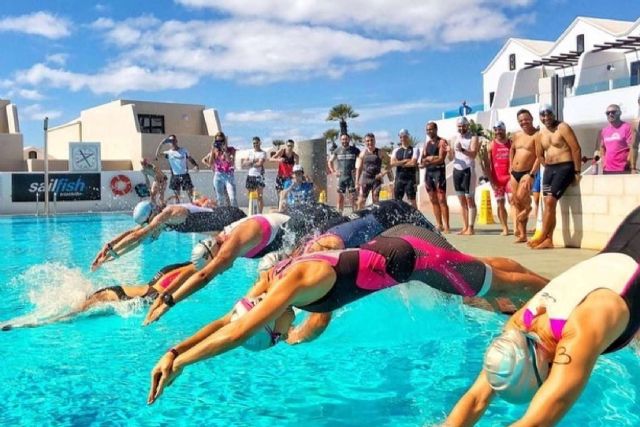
[137,114,165,134]
[576,34,584,54]
[562,75,576,96]
[489,92,495,107]
[631,61,640,86]
[28,150,37,159]
[509,54,516,71]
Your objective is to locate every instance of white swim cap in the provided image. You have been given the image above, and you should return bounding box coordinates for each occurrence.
[230,295,279,351]
[456,116,469,126]
[133,201,154,225]
[539,103,554,114]
[493,120,506,130]
[190,238,218,270]
[483,329,550,404]
[258,251,284,272]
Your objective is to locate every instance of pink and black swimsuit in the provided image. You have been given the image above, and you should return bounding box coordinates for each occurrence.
[275,224,492,313]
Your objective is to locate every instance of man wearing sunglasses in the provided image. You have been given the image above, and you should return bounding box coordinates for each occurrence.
[530,104,582,250]
[598,104,636,175]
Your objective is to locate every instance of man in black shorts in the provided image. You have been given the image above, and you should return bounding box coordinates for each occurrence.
[328,133,360,213]
[161,135,199,202]
[420,122,449,232]
[390,128,419,208]
[242,136,267,213]
[354,133,391,210]
[530,105,581,249]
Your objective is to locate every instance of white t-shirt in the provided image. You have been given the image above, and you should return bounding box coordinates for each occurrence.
[247,150,267,177]
[453,133,475,170]
[164,147,190,175]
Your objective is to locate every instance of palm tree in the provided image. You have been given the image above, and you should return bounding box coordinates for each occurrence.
[272,139,285,148]
[326,104,359,135]
[323,128,339,153]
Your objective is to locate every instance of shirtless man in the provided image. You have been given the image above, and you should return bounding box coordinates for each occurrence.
[141,158,168,208]
[530,104,582,249]
[509,109,540,243]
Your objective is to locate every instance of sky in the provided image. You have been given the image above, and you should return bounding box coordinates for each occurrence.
[1,1,638,150]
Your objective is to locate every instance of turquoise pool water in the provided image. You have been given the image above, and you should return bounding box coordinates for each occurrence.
[1,214,639,426]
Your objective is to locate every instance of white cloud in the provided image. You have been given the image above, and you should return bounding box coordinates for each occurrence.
[21,104,62,121]
[175,0,535,43]
[0,12,71,39]
[18,89,45,100]
[225,109,288,123]
[46,53,68,66]
[15,63,199,95]
[91,18,412,84]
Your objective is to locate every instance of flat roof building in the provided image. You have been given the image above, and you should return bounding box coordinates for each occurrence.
[0,99,24,171]
[47,99,222,171]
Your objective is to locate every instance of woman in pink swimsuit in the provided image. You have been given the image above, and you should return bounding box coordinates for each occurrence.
[147,224,548,404]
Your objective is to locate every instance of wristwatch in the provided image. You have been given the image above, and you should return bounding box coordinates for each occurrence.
[162,293,176,307]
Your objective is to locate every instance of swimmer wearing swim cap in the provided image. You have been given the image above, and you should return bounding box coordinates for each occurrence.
[446,206,640,425]
[91,203,245,271]
[147,223,549,404]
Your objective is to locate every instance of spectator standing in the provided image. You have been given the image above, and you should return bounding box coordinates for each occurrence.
[328,133,360,213]
[509,109,540,242]
[160,134,199,202]
[242,136,267,213]
[420,122,449,233]
[486,121,512,235]
[448,117,478,235]
[354,133,391,210]
[598,104,636,174]
[278,165,314,211]
[202,132,237,207]
[272,139,299,202]
[390,129,419,209]
[530,104,582,250]
[459,100,472,116]
[140,158,168,208]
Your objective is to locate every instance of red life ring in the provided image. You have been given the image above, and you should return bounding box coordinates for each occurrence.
[110,174,132,196]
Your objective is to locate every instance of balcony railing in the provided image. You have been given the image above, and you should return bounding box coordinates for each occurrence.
[574,77,639,96]
[509,95,538,107]
[442,103,484,119]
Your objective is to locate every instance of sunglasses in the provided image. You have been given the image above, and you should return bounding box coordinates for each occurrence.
[539,111,553,116]
[605,110,619,116]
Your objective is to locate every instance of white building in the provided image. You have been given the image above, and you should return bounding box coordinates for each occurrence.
[435,16,640,145]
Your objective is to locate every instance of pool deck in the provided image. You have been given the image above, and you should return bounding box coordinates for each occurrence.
[432,218,596,280]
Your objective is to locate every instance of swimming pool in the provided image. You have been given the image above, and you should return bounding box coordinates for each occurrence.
[1,214,639,426]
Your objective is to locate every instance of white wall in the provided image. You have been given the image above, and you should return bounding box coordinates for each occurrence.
[563,84,640,126]
[483,41,544,108]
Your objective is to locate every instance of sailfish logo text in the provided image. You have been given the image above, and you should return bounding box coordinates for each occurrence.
[28,178,86,193]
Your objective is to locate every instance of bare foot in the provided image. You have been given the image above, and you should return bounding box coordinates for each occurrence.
[443,228,451,234]
[437,225,444,232]
[457,228,467,235]
[514,237,527,243]
[527,238,543,248]
[500,228,509,236]
[463,228,475,236]
[532,238,554,249]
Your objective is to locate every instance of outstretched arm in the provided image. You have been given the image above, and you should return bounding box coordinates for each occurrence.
[445,371,495,426]
[286,312,332,344]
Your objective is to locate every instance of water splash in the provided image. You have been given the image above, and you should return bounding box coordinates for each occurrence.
[2,263,144,328]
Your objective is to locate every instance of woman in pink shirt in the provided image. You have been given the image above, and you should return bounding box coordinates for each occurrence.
[599,104,636,174]
[203,132,238,206]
